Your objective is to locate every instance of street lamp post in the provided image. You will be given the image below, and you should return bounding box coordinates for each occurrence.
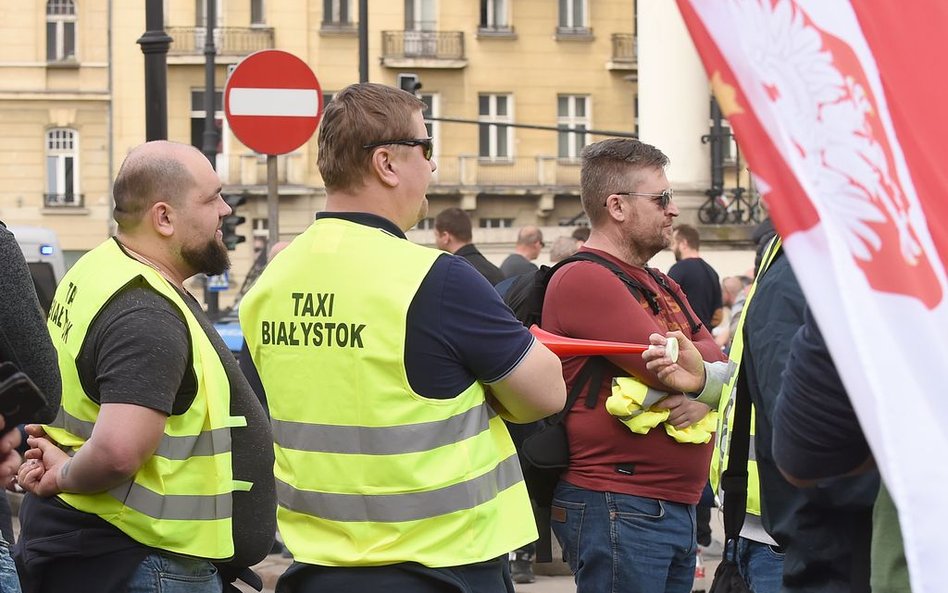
[202,0,221,318]
[137,0,172,141]
[359,0,368,82]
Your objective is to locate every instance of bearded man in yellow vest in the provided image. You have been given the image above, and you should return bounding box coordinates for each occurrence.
[240,82,567,593]
[15,141,276,593]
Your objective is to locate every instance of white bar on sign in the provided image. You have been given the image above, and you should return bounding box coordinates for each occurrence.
[229,88,319,117]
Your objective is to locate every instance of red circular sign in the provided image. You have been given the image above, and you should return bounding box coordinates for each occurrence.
[224,50,323,155]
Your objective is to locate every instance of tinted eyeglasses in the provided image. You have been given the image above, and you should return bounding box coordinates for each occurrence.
[362,137,434,161]
[607,188,674,210]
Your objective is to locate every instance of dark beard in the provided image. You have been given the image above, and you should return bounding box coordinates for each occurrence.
[182,237,231,276]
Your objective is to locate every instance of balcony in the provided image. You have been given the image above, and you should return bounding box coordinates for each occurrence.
[167,27,274,62]
[217,152,306,189]
[430,155,580,190]
[609,33,637,72]
[381,31,467,69]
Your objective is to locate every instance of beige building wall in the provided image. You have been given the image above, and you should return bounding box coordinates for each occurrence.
[1,1,759,308]
[0,0,111,255]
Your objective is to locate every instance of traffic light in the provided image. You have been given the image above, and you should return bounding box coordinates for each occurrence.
[397,73,422,96]
[221,194,247,251]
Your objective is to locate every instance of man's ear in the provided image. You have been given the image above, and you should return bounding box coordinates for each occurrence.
[369,147,400,188]
[604,194,628,222]
[150,201,175,238]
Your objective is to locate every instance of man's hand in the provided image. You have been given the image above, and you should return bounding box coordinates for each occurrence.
[653,394,711,429]
[643,331,706,393]
[18,435,70,497]
[0,429,23,490]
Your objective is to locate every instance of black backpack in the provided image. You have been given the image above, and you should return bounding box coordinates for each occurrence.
[500,251,703,561]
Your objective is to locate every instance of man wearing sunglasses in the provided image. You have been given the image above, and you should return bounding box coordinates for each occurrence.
[240,82,566,593]
[540,138,726,593]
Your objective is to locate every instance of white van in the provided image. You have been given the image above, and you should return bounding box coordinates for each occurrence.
[8,226,66,314]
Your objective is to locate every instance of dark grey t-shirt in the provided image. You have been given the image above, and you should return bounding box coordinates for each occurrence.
[56,280,275,567]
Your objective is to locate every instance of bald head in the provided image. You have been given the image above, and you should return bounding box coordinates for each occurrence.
[112,141,205,231]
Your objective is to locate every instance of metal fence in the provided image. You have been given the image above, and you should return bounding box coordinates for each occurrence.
[611,33,636,63]
[168,26,275,56]
[381,30,465,60]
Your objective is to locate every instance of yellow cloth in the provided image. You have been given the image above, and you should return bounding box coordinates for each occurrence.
[607,377,717,444]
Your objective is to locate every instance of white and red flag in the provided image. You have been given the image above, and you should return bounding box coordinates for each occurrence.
[676,2,948,590]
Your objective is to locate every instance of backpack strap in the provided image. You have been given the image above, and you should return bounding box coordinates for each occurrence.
[551,252,661,314]
[644,267,703,335]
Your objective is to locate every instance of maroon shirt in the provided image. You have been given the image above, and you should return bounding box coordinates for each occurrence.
[542,248,726,504]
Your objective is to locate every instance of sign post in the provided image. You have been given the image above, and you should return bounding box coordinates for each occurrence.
[224,50,322,249]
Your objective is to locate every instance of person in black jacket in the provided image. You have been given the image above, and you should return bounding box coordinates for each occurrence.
[434,207,504,285]
[0,221,62,591]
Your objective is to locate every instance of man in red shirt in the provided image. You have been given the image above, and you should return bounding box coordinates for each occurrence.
[542,138,726,593]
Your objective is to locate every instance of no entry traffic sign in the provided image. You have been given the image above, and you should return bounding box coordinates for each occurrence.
[224,50,322,155]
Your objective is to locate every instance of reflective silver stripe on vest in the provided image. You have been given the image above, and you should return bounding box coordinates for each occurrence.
[748,435,757,462]
[277,453,523,523]
[726,359,739,383]
[108,481,232,521]
[272,403,496,455]
[50,408,230,460]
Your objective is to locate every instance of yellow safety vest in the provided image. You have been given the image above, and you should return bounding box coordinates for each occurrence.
[241,217,536,568]
[710,237,782,517]
[44,239,248,559]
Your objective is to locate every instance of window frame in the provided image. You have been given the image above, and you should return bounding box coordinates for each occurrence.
[478,217,514,229]
[557,0,589,33]
[45,128,80,206]
[480,0,509,30]
[557,95,591,162]
[478,93,514,162]
[323,0,353,26]
[46,0,77,62]
[251,0,266,25]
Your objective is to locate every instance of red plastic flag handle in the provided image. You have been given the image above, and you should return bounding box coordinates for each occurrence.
[529,325,678,362]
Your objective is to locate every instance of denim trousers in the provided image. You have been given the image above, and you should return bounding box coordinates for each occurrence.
[0,536,21,593]
[733,538,784,593]
[551,481,697,593]
[126,552,220,593]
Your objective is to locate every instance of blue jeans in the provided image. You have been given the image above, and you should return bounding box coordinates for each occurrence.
[732,538,784,593]
[126,552,220,593]
[0,536,21,593]
[551,481,697,593]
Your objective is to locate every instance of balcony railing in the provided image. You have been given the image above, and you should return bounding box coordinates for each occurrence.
[168,26,275,56]
[382,30,465,60]
[429,156,580,188]
[217,153,305,187]
[611,33,636,63]
[44,193,84,208]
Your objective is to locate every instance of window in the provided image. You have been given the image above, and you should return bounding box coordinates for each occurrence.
[405,0,435,30]
[251,0,265,24]
[190,88,223,154]
[478,94,513,160]
[323,0,352,26]
[45,129,79,206]
[195,0,223,26]
[478,218,514,229]
[558,0,588,32]
[558,95,590,161]
[480,0,508,29]
[420,93,440,162]
[413,217,435,230]
[46,0,76,62]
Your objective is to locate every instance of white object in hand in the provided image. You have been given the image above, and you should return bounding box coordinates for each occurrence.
[666,336,679,363]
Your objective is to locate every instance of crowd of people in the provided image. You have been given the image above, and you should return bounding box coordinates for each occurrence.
[0,81,910,593]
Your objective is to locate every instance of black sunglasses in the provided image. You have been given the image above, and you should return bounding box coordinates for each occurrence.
[607,188,674,209]
[362,137,434,161]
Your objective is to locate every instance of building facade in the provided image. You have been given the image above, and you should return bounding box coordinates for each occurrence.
[0,0,758,306]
